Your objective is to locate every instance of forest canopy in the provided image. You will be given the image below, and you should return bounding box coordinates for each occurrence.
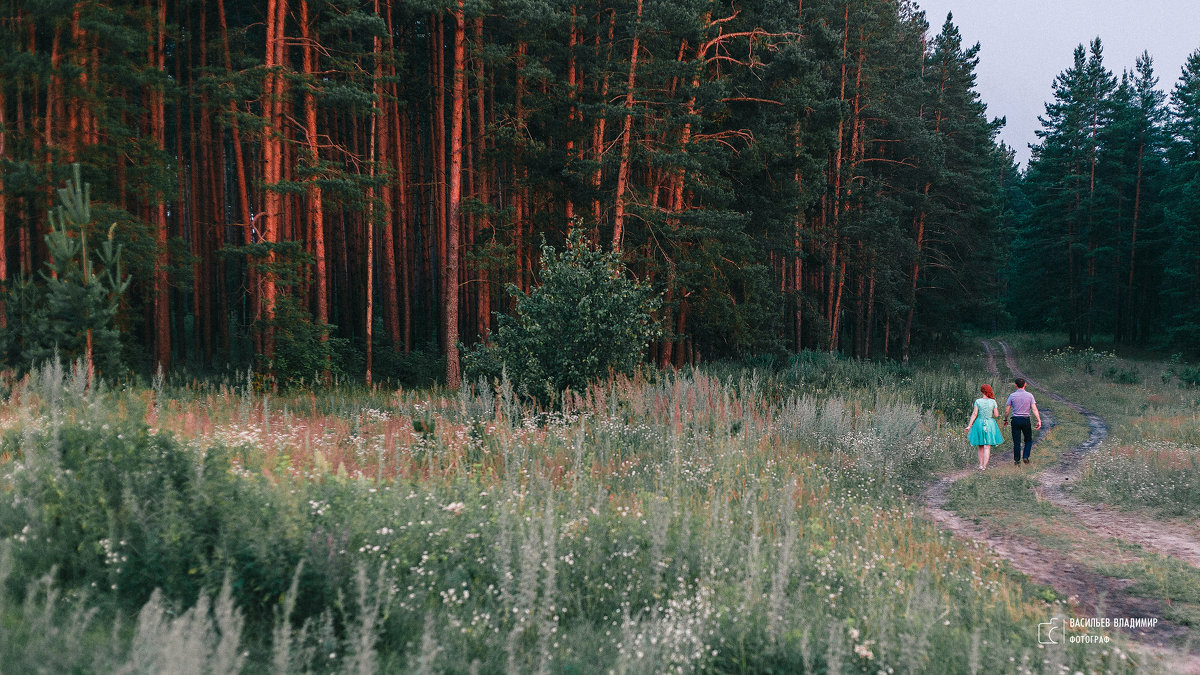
[0,0,1197,386]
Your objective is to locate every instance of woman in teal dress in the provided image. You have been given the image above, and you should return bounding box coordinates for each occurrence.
[964,384,1004,470]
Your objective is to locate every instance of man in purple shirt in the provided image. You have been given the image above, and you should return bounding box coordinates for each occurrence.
[1004,378,1042,465]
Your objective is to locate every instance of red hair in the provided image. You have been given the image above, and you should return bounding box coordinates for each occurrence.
[980,384,995,399]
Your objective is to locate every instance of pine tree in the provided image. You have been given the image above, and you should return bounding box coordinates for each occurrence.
[1099,53,1168,344]
[1162,49,1200,347]
[1,165,131,376]
[907,13,1003,352]
[1025,39,1116,345]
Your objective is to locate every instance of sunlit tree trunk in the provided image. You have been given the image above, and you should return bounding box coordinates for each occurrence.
[445,0,466,388]
[260,0,289,362]
[611,0,643,252]
[591,10,616,239]
[299,0,329,381]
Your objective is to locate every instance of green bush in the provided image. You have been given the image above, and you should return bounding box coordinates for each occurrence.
[261,294,347,388]
[1103,366,1143,384]
[372,339,444,387]
[463,228,661,400]
[1176,365,1200,388]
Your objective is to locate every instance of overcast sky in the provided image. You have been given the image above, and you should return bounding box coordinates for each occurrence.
[912,0,1200,167]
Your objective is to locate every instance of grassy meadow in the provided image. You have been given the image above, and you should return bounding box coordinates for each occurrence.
[0,351,1149,673]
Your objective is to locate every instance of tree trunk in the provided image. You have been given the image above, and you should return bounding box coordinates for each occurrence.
[398,108,412,352]
[902,198,927,363]
[445,0,466,388]
[473,17,490,340]
[376,0,400,351]
[217,0,255,352]
[0,86,6,330]
[611,0,643,252]
[793,0,806,352]
[366,105,375,386]
[864,258,875,359]
[149,0,171,372]
[565,7,578,221]
[512,40,527,292]
[793,123,803,351]
[300,0,328,380]
[1125,140,1144,343]
[827,3,849,352]
[260,0,288,362]
[591,10,616,238]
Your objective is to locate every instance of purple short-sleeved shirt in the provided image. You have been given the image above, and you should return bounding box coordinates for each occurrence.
[1006,389,1036,416]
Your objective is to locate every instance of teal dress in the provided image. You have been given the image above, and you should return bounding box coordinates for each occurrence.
[968,398,1004,445]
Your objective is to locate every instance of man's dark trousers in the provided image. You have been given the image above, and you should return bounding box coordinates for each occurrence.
[1011,416,1033,462]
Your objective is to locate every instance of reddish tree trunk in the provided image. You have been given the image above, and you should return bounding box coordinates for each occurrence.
[591,10,616,238]
[611,0,643,252]
[300,0,329,381]
[260,0,288,362]
[68,6,83,160]
[376,0,400,351]
[445,0,467,388]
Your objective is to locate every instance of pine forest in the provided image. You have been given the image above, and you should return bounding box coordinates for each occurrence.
[5,2,1200,672]
[3,1,1199,385]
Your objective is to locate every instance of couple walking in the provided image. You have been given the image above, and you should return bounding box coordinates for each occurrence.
[964,378,1042,470]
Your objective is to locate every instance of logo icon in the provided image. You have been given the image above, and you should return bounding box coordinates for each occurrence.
[1038,617,1063,645]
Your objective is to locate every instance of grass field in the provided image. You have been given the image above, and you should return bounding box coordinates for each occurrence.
[0,351,1152,672]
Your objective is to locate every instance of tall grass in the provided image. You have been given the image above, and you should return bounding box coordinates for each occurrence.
[0,355,1137,672]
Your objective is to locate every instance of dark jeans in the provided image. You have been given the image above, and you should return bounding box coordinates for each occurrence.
[1011,416,1033,461]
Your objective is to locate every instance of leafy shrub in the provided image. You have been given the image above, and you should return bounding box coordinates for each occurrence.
[1046,345,1116,375]
[372,339,444,387]
[1103,366,1142,384]
[463,228,661,400]
[1176,365,1200,388]
[261,294,347,387]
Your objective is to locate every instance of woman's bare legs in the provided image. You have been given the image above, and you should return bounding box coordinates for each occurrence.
[978,444,991,469]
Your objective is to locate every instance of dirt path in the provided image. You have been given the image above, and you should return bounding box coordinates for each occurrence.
[920,340,1200,672]
[996,340,1200,568]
